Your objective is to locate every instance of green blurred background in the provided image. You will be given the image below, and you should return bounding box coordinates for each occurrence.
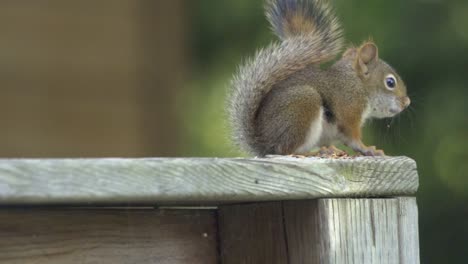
[0,0,466,262]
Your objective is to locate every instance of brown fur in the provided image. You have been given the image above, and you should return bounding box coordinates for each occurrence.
[256,85,322,155]
[284,15,316,36]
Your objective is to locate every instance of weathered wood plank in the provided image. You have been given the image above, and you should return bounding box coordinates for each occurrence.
[318,199,400,264]
[397,197,420,264]
[218,202,288,264]
[0,156,418,205]
[283,199,420,264]
[0,209,218,264]
[282,200,321,263]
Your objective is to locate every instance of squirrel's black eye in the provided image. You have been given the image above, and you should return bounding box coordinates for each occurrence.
[384,74,397,90]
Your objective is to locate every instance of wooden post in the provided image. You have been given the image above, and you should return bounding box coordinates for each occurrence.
[218,198,419,264]
[0,156,419,263]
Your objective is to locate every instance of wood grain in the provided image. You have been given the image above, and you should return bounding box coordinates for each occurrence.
[0,209,218,264]
[397,197,420,264]
[283,200,321,263]
[283,199,420,264]
[0,156,418,205]
[317,199,399,264]
[218,202,288,264]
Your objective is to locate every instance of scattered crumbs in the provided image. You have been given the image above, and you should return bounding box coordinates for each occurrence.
[316,154,355,160]
[265,153,367,160]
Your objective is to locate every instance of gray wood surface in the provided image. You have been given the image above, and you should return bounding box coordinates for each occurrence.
[397,197,420,264]
[283,198,420,264]
[219,198,419,264]
[0,156,418,205]
[0,208,218,264]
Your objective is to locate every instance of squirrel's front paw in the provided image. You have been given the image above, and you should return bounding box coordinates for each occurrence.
[361,146,385,157]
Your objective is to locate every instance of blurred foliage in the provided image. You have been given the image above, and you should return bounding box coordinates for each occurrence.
[184,0,468,262]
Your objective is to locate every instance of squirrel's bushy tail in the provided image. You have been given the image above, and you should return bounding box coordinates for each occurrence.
[266,0,341,40]
[228,0,343,155]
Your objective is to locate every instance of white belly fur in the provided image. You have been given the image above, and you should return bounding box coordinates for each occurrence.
[318,119,340,147]
[294,107,324,154]
[294,107,344,154]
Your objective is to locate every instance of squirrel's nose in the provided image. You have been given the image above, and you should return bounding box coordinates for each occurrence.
[402,96,411,108]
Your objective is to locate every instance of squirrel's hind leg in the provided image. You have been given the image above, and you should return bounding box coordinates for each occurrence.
[256,85,323,155]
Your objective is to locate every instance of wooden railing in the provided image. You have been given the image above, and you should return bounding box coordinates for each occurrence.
[0,156,419,264]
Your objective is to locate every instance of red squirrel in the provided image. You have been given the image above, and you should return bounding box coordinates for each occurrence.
[228,0,410,157]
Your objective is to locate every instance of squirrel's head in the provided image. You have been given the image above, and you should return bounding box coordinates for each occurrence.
[344,41,410,118]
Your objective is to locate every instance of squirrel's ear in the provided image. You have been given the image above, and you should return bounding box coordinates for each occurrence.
[355,42,379,78]
[359,42,379,64]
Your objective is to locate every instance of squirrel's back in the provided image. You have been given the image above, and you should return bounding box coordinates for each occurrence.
[228,0,343,155]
